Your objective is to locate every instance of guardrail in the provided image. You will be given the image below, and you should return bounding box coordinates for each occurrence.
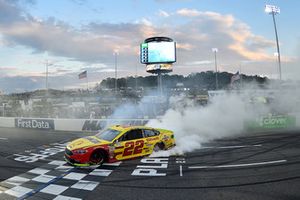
[0,117,150,132]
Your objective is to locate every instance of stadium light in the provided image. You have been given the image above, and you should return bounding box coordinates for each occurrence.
[265,4,282,80]
[212,48,218,90]
[265,4,280,14]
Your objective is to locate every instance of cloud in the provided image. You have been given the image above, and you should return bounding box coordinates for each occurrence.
[0,66,45,78]
[0,3,276,66]
[0,0,25,25]
[139,18,153,26]
[177,8,201,17]
[0,2,298,92]
[186,60,212,65]
[281,40,300,80]
[176,42,194,51]
[0,76,43,93]
[70,0,86,6]
[0,66,18,71]
[0,66,119,93]
[158,10,170,17]
[173,9,277,63]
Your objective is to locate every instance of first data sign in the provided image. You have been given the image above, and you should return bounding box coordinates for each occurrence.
[15,118,55,130]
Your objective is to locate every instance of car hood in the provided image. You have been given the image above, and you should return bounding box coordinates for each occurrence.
[66,136,110,150]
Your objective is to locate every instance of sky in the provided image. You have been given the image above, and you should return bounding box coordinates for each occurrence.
[0,0,299,93]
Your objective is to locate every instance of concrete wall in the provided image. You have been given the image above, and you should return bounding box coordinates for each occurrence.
[0,114,298,132]
[0,117,149,132]
[54,119,86,132]
[0,117,14,128]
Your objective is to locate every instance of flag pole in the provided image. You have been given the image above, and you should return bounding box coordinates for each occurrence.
[86,71,89,91]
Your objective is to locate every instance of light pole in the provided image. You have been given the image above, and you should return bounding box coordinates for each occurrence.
[135,64,138,91]
[265,4,282,80]
[45,59,49,90]
[212,48,218,90]
[113,51,119,93]
[2,103,7,117]
[273,52,280,79]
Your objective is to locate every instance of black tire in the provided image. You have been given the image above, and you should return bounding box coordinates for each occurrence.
[153,143,165,152]
[90,150,105,165]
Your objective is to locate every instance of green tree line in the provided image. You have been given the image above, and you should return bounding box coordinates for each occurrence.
[98,71,268,90]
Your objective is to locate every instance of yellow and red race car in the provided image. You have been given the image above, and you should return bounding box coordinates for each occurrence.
[64,125,175,166]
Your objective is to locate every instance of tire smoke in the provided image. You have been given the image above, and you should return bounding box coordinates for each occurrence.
[147,93,256,156]
[110,82,300,157]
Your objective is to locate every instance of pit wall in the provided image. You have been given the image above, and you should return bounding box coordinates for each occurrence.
[0,117,149,132]
[0,114,299,132]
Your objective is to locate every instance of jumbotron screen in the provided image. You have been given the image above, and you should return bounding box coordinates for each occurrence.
[140,42,176,64]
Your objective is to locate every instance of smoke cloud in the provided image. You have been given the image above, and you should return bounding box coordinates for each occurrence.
[149,82,300,156]
[147,93,253,156]
[109,82,300,156]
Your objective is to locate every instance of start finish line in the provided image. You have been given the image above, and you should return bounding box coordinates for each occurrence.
[13,142,66,163]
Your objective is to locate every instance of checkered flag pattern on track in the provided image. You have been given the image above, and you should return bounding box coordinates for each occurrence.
[0,160,121,200]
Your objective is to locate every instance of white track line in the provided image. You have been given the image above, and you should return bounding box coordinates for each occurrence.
[102,161,122,166]
[188,159,287,169]
[0,138,7,140]
[179,165,183,177]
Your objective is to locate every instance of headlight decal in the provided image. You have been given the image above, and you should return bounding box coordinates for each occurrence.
[73,149,87,154]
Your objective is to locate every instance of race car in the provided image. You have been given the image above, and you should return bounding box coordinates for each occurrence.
[64,125,175,166]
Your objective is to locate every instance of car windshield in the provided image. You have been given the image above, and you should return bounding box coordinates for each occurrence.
[95,129,121,141]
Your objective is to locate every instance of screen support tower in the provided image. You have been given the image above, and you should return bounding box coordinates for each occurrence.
[157,71,163,96]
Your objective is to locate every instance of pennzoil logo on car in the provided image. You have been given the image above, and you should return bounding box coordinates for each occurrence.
[146,137,159,142]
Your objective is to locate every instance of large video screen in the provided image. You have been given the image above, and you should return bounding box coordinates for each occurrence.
[140,42,176,64]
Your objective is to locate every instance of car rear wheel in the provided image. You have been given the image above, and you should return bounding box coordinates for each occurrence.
[153,143,165,152]
[90,150,105,165]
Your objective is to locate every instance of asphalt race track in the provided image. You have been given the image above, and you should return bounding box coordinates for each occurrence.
[0,127,299,200]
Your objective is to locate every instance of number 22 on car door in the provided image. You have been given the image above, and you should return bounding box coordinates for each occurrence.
[121,140,144,159]
[115,129,145,160]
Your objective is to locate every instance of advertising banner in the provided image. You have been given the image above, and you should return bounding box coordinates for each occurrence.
[245,115,296,130]
[146,64,173,73]
[15,118,55,130]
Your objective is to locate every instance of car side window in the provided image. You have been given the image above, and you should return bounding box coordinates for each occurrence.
[153,130,160,136]
[120,129,143,141]
[144,129,160,137]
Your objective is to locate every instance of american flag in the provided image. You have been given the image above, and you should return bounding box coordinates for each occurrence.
[78,70,87,79]
[231,71,240,84]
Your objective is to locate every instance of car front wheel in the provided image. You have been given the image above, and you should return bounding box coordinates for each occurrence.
[90,150,105,165]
